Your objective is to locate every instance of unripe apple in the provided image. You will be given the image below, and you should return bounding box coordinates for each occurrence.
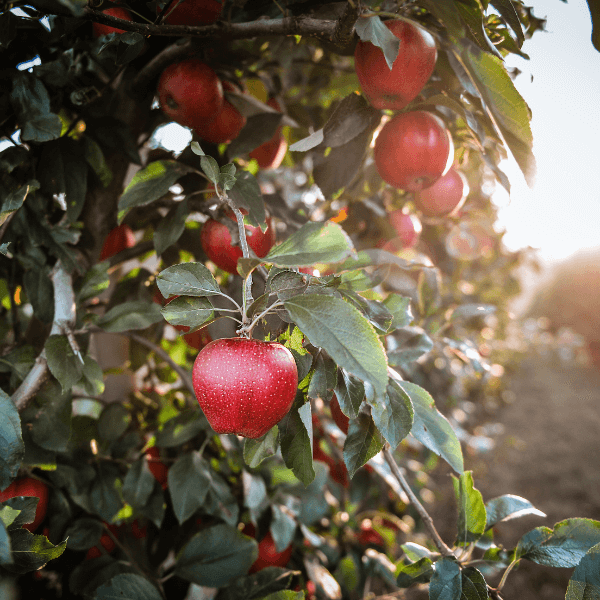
[86,523,119,560]
[93,7,132,38]
[200,214,276,275]
[243,524,293,573]
[192,338,298,438]
[158,59,223,131]
[414,167,469,217]
[354,19,437,110]
[145,446,169,490]
[374,111,453,191]
[329,394,349,434]
[0,477,49,532]
[249,98,288,169]
[162,0,222,26]
[100,223,136,261]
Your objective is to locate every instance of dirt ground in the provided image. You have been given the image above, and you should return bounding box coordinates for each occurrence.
[428,352,600,599]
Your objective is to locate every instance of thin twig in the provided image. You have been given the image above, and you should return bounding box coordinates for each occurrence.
[383,446,454,557]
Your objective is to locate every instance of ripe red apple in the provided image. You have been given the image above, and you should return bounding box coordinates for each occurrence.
[0,477,49,532]
[192,338,298,438]
[100,223,136,261]
[158,59,223,131]
[354,19,437,110]
[243,524,293,573]
[200,214,276,275]
[195,99,246,144]
[93,7,132,38]
[414,167,469,217]
[329,394,349,434]
[161,0,222,25]
[357,519,385,547]
[374,111,453,191]
[249,98,288,169]
[86,523,119,560]
[145,446,169,490]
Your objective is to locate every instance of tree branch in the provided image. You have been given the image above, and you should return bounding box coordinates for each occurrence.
[383,446,454,557]
[332,0,360,47]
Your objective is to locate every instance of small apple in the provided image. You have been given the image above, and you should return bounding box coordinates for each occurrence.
[161,0,222,25]
[374,111,453,191]
[200,214,276,275]
[414,167,469,217]
[243,524,293,573]
[158,59,223,131]
[387,211,422,249]
[100,223,136,261]
[357,519,385,547]
[145,446,169,490]
[86,523,119,560]
[0,477,49,532]
[93,7,132,38]
[249,98,287,169]
[329,394,349,434]
[192,338,298,438]
[354,19,437,110]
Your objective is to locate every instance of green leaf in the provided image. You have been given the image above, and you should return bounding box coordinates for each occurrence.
[156,263,221,298]
[335,369,364,419]
[83,136,112,187]
[4,529,66,573]
[284,294,388,397]
[118,160,192,222]
[383,294,413,330]
[76,261,110,302]
[0,520,10,564]
[175,524,258,587]
[430,557,462,600]
[0,184,29,228]
[23,266,54,323]
[460,567,488,600]
[265,221,355,267]
[0,497,37,531]
[387,327,434,370]
[452,471,486,545]
[396,556,433,587]
[244,427,279,468]
[355,15,400,70]
[80,356,105,397]
[322,93,381,148]
[44,334,83,393]
[154,198,189,255]
[421,0,465,43]
[455,1,503,58]
[228,171,266,228]
[215,567,294,600]
[0,390,24,490]
[289,128,324,152]
[190,142,204,155]
[307,354,337,402]
[258,592,304,600]
[95,573,163,600]
[271,504,296,553]
[0,505,20,529]
[485,495,546,530]
[395,379,464,474]
[161,296,214,330]
[97,301,163,332]
[517,519,600,568]
[116,32,145,65]
[122,458,155,509]
[343,412,385,478]
[64,518,103,551]
[89,463,123,522]
[200,155,220,184]
[168,452,211,524]
[369,378,413,449]
[450,304,496,323]
[490,0,525,47]
[227,112,283,158]
[279,397,315,486]
[566,542,600,600]
[401,542,434,562]
[97,403,131,446]
[155,410,209,447]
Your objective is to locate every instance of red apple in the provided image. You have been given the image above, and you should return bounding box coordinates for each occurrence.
[249,98,287,169]
[329,394,349,434]
[158,59,223,131]
[200,214,276,275]
[145,446,169,490]
[243,524,293,573]
[86,523,119,560]
[0,477,49,532]
[354,19,437,110]
[161,0,222,25]
[93,7,132,38]
[100,224,136,261]
[374,111,453,191]
[357,519,385,547]
[192,338,298,438]
[414,167,469,217]
[196,99,246,144]
[388,211,422,249]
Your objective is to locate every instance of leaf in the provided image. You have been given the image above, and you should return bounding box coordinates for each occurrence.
[460,568,488,600]
[228,171,266,228]
[1,497,37,531]
[175,524,258,587]
[44,334,83,393]
[307,354,337,402]
[0,390,24,491]
[200,155,220,184]
[97,403,130,446]
[343,412,385,478]
[485,495,546,530]
[83,136,112,187]
[455,2,503,59]
[279,397,315,486]
[450,304,496,322]
[215,567,294,600]
[265,221,355,267]
[284,294,388,397]
[271,504,296,553]
[369,378,414,449]
[244,427,279,468]
[289,129,324,152]
[227,112,283,157]
[155,410,209,447]
[242,471,267,512]
[355,15,400,69]
[0,520,10,564]
[122,458,155,510]
[161,296,214,330]
[4,529,66,574]
[421,0,465,43]
[97,301,163,332]
[154,198,189,255]
[89,463,123,522]
[117,160,192,222]
[257,591,304,600]
[382,294,413,331]
[323,94,380,148]
[23,266,54,323]
[396,556,434,587]
[334,369,364,419]
[566,542,600,600]
[490,0,525,47]
[95,573,163,600]
[115,32,145,65]
[395,378,464,474]
[402,542,435,562]
[64,518,103,551]
[156,263,221,298]
[0,184,29,228]
[517,519,600,568]
[168,452,211,524]
[387,327,434,370]
[429,557,462,600]
[76,261,110,302]
[80,356,105,397]
[452,471,486,545]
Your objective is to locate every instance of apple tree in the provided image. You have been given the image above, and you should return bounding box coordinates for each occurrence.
[1,1,598,599]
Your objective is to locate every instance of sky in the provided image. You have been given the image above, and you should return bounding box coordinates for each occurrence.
[493,0,600,261]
